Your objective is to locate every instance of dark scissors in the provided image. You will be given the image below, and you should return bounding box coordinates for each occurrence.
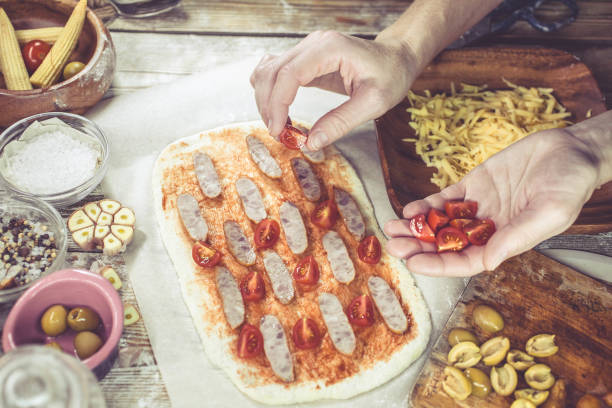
[448,0,579,49]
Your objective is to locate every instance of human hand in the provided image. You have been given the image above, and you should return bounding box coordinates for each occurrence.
[250,30,420,151]
[384,127,605,277]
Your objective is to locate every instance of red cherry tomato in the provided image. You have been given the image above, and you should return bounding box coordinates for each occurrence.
[311,200,338,230]
[292,255,320,287]
[463,219,496,246]
[436,227,469,253]
[240,271,265,302]
[449,218,473,230]
[427,208,449,232]
[279,125,308,150]
[357,235,382,264]
[191,241,221,267]
[22,40,51,73]
[346,294,375,327]
[253,219,280,249]
[292,317,321,350]
[237,323,263,359]
[444,200,478,220]
[409,214,435,243]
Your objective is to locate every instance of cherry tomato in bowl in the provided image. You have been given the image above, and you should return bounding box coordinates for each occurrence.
[240,271,265,302]
[311,200,338,230]
[237,323,263,359]
[463,219,496,245]
[346,294,375,327]
[254,219,280,249]
[191,241,221,267]
[409,214,435,243]
[444,200,478,220]
[293,255,320,288]
[435,227,469,253]
[357,235,382,264]
[22,40,51,74]
[292,317,321,350]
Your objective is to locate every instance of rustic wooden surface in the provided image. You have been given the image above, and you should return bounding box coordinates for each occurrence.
[411,250,612,407]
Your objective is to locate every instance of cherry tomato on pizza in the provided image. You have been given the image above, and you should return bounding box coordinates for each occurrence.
[449,218,473,230]
[409,214,435,243]
[292,317,322,350]
[463,219,496,245]
[279,125,308,150]
[22,40,51,73]
[357,235,382,264]
[444,200,478,220]
[436,227,469,253]
[346,294,375,327]
[240,270,265,302]
[254,219,280,249]
[427,208,449,232]
[311,200,339,229]
[191,241,221,267]
[237,323,263,359]
[293,255,320,287]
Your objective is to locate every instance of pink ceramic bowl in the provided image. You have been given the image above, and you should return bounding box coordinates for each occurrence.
[2,268,123,379]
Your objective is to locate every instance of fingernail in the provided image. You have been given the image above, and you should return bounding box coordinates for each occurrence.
[309,132,328,150]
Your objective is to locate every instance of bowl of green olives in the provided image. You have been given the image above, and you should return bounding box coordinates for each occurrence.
[1,268,123,379]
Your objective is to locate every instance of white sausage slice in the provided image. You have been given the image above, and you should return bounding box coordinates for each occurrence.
[223,221,256,266]
[215,266,245,329]
[301,146,325,164]
[368,276,408,334]
[279,202,308,255]
[262,250,294,304]
[193,152,222,198]
[176,194,208,241]
[246,135,282,178]
[235,177,267,223]
[260,315,294,382]
[318,293,356,355]
[322,231,355,284]
[333,187,366,241]
[291,158,321,201]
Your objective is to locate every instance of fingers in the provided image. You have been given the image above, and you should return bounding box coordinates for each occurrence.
[402,182,466,218]
[405,245,485,277]
[305,72,346,94]
[383,219,412,237]
[386,237,436,259]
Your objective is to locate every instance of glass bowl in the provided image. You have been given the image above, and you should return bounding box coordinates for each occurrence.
[0,112,109,208]
[0,193,68,304]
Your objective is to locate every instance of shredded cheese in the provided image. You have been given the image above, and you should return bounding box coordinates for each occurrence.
[403,80,572,189]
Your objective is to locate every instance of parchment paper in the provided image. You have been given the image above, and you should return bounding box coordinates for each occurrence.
[87,58,469,408]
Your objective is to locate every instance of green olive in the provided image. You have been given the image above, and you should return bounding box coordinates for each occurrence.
[448,328,478,346]
[40,305,68,336]
[67,306,101,332]
[465,367,492,398]
[472,304,504,334]
[45,341,62,351]
[73,331,103,359]
[62,61,85,81]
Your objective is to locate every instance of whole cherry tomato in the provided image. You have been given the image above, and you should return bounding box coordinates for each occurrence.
[22,40,51,73]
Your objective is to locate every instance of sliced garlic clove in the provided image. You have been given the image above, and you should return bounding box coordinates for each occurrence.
[114,207,136,226]
[100,266,122,290]
[99,199,122,215]
[111,225,134,245]
[72,226,95,250]
[83,202,102,222]
[102,234,123,256]
[123,304,140,326]
[97,212,113,226]
[94,225,110,244]
[68,210,94,232]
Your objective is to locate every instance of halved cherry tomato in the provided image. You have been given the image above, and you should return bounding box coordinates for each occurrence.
[279,125,308,150]
[449,218,472,230]
[293,255,320,287]
[444,200,478,220]
[191,241,221,267]
[436,227,469,253]
[254,219,280,249]
[346,294,375,327]
[237,323,263,359]
[409,214,435,243]
[357,235,382,264]
[463,219,496,246]
[292,317,321,350]
[22,40,51,73]
[240,271,265,301]
[427,208,450,232]
[311,200,338,229]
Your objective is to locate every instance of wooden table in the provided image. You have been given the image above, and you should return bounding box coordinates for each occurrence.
[8,1,612,407]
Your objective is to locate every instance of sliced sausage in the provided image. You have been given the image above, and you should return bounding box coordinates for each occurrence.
[318,293,356,355]
[368,276,408,334]
[279,202,308,255]
[235,177,267,223]
[260,315,294,382]
[223,221,256,266]
[333,187,366,241]
[193,152,222,198]
[290,158,321,201]
[262,250,294,304]
[322,231,355,284]
[301,146,325,164]
[215,266,245,329]
[246,135,282,178]
[176,193,208,241]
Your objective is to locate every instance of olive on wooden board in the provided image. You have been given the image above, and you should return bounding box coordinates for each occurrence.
[442,366,472,401]
[507,349,536,371]
[67,306,101,332]
[74,331,103,359]
[525,364,555,391]
[40,305,68,336]
[515,388,549,406]
[448,328,478,346]
[542,379,566,408]
[480,336,510,366]
[512,399,537,408]
[464,367,491,398]
[472,304,504,334]
[490,363,518,396]
[447,341,481,369]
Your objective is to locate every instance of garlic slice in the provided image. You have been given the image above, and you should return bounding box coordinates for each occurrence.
[102,234,123,256]
[94,225,110,244]
[114,207,136,226]
[72,226,95,250]
[123,304,140,326]
[97,212,113,226]
[100,266,122,290]
[68,210,93,232]
[84,202,101,222]
[99,199,122,215]
[111,225,134,245]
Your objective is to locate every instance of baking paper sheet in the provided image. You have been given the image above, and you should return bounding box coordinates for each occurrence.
[88,58,469,408]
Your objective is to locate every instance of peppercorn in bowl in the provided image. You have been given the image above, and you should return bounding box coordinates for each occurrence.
[0,192,67,303]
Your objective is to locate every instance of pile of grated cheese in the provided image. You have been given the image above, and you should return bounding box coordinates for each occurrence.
[403,80,572,189]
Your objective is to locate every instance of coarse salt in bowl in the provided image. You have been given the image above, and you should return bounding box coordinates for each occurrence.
[0,112,109,207]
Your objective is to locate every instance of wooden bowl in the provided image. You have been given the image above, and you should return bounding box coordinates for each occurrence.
[375,47,612,234]
[0,0,115,127]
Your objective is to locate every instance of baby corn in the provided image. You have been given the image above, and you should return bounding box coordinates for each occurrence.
[0,8,32,90]
[30,0,87,88]
[16,27,62,45]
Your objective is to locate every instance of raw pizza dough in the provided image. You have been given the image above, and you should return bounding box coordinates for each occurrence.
[152,121,431,405]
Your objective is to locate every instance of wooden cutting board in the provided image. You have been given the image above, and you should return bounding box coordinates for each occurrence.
[410,250,611,407]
